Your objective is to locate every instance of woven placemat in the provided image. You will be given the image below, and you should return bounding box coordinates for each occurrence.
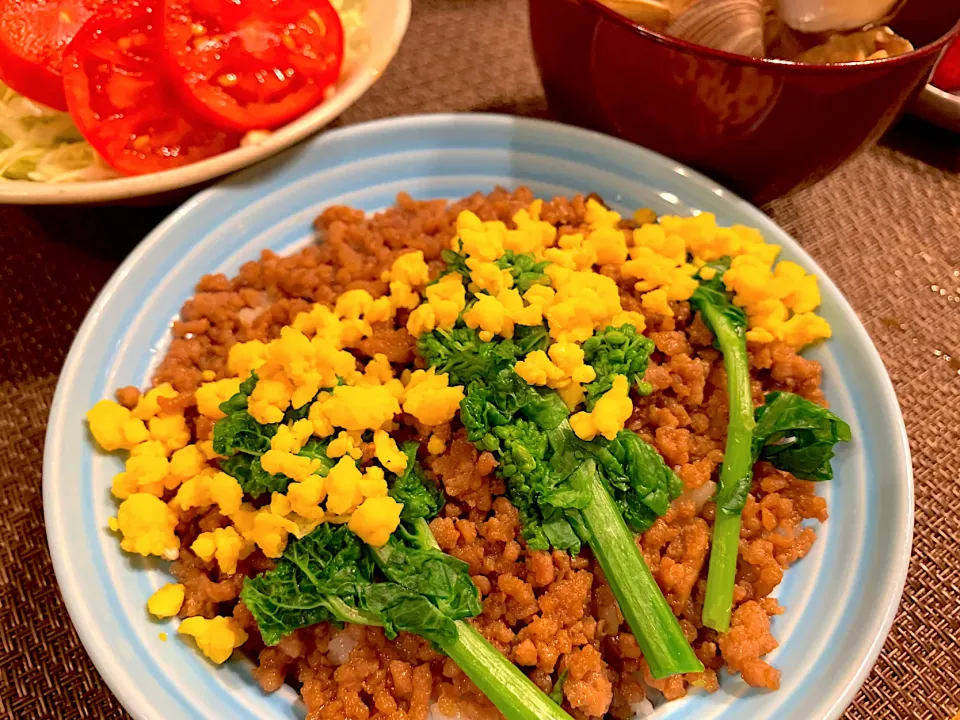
[2,0,959,717]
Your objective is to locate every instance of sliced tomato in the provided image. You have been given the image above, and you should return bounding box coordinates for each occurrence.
[0,0,107,110]
[62,0,239,175]
[161,0,344,132]
[933,37,960,93]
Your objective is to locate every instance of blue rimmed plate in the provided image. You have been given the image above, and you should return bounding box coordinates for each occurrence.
[43,114,912,720]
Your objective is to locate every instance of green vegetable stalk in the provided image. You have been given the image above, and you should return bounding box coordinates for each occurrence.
[413,519,575,720]
[693,262,851,632]
[695,292,755,633]
[240,449,574,720]
[420,320,703,678]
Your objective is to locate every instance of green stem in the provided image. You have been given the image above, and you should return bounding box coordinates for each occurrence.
[580,466,703,678]
[701,511,742,632]
[326,597,382,627]
[412,519,574,720]
[442,622,574,720]
[700,303,756,633]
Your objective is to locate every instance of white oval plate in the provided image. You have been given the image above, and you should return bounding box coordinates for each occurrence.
[44,113,913,720]
[0,0,410,205]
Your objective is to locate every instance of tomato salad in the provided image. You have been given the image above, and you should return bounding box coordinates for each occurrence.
[0,0,367,181]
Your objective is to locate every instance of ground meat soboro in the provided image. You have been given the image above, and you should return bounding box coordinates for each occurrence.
[145,188,830,719]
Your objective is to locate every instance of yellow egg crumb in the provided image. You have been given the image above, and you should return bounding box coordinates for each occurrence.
[426,434,446,455]
[227,340,269,379]
[148,413,191,454]
[357,465,389,499]
[159,632,168,642]
[402,368,464,426]
[191,527,249,575]
[324,457,365,515]
[112,450,175,500]
[112,493,180,559]
[260,449,323,482]
[169,445,208,480]
[314,385,400,432]
[172,471,243,516]
[326,430,364,460]
[570,375,633,441]
[383,250,430,287]
[286,475,327,520]
[131,383,179,421]
[348,496,403,547]
[195,378,243,420]
[640,288,673,318]
[86,400,150,452]
[373,430,407,474]
[179,616,248,665]
[147,583,185,619]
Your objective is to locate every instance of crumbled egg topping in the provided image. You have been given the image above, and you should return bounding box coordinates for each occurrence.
[147,583,185,619]
[401,200,828,351]
[108,493,180,559]
[570,375,634,441]
[179,616,248,665]
[191,527,249,576]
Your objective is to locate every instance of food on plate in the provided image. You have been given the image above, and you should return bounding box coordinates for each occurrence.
[601,0,914,63]
[932,36,960,93]
[0,0,105,110]
[87,188,850,718]
[162,0,344,131]
[0,0,367,182]
[62,0,239,175]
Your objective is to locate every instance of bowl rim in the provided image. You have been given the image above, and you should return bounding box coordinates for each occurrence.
[0,0,411,205]
[572,0,960,71]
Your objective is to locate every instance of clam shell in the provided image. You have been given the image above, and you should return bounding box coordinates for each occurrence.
[597,0,673,27]
[777,0,903,34]
[667,0,766,57]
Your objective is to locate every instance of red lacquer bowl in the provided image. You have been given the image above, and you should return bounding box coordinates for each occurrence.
[529,0,960,203]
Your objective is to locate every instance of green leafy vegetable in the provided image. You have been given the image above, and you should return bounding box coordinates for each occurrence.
[548,669,568,705]
[241,524,377,645]
[581,324,655,410]
[440,249,550,295]
[212,410,277,457]
[243,456,574,720]
[218,372,259,415]
[218,455,290,497]
[372,527,481,621]
[211,372,332,497]
[417,273,701,677]
[418,325,549,388]
[388,443,443,521]
[695,261,851,633]
[577,429,684,533]
[692,262,759,632]
[753,391,851,481]
[363,583,460,646]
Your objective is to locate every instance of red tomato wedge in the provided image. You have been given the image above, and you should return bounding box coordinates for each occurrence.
[161,0,344,132]
[932,37,960,93]
[0,0,107,110]
[62,0,239,176]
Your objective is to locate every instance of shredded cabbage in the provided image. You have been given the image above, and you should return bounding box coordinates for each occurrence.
[0,81,118,183]
[0,2,368,184]
[332,0,370,76]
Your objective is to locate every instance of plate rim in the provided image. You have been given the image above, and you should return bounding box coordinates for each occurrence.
[0,0,411,205]
[43,112,914,720]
